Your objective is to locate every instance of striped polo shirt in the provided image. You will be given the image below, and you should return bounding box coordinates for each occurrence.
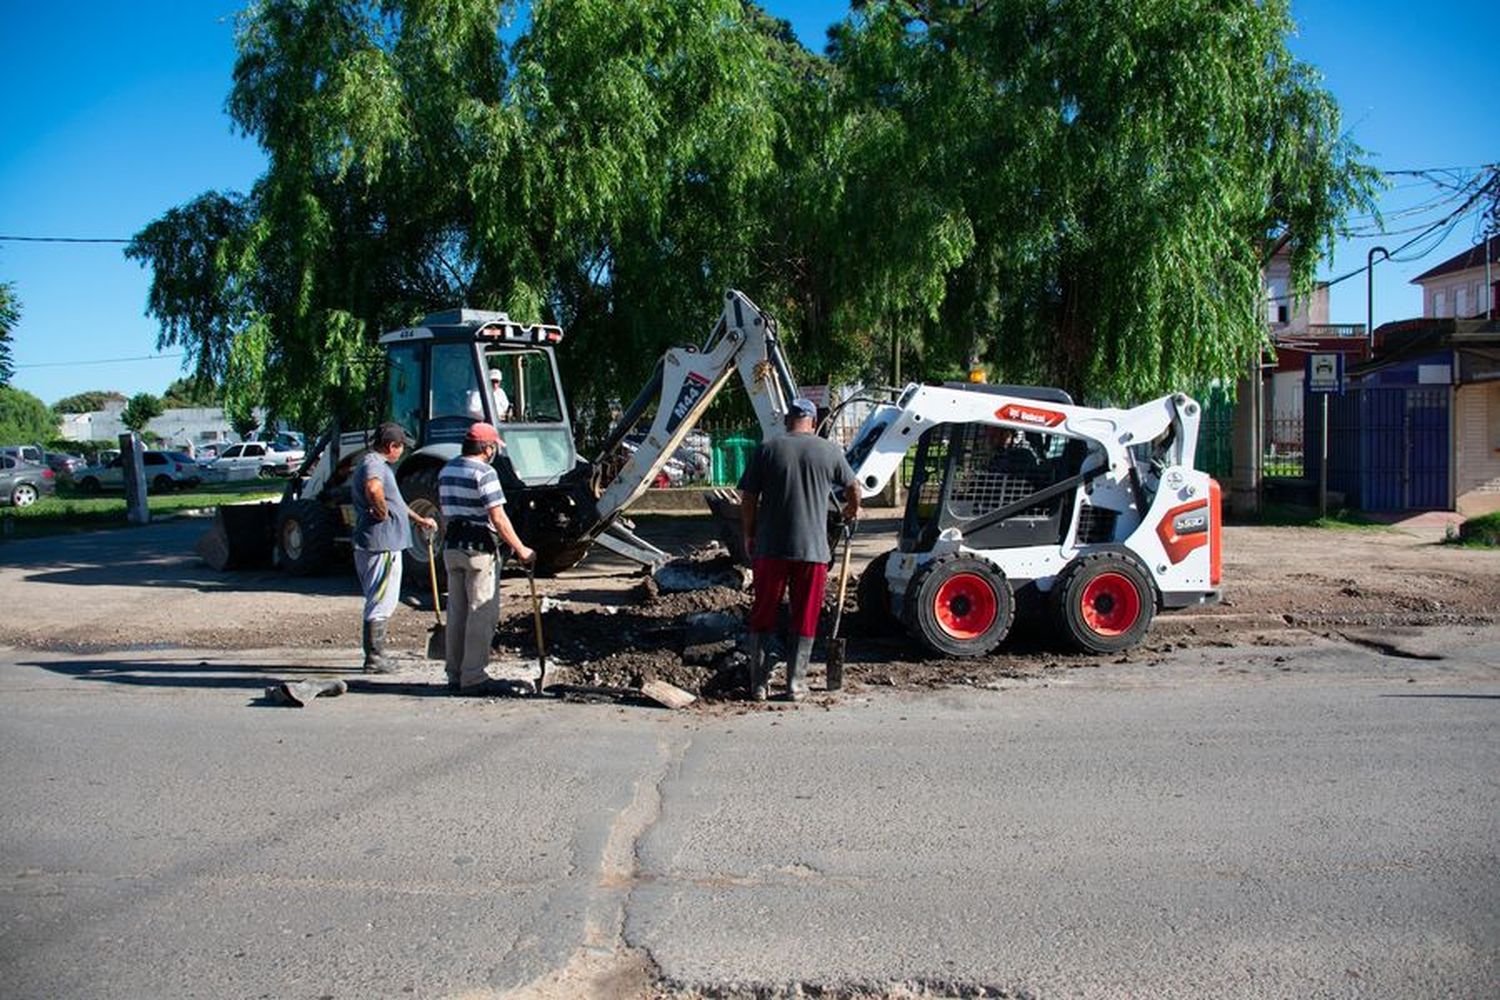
[437,455,506,522]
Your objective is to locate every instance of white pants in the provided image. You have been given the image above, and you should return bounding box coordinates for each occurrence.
[353,549,403,623]
[444,548,499,688]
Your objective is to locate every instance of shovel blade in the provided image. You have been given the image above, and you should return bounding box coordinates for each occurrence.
[426,624,445,661]
[826,638,846,691]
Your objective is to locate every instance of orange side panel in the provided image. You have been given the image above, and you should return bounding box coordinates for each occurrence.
[1209,479,1223,586]
[1155,499,1209,565]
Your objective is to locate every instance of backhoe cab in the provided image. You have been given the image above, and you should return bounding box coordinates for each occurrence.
[268,291,800,579]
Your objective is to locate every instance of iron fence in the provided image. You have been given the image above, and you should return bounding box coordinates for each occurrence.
[1263,416,1305,478]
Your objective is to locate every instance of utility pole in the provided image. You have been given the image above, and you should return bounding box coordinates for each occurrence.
[1366,245,1390,353]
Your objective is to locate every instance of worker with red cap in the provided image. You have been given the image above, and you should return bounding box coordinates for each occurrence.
[437,422,535,694]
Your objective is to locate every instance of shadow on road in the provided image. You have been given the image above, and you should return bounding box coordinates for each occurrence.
[2,517,360,595]
[23,656,454,703]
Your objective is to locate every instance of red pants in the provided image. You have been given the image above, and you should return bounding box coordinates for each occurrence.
[749,557,829,638]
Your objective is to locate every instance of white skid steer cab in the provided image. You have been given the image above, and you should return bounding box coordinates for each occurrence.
[844,383,1222,657]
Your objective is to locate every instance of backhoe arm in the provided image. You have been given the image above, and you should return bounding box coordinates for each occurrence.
[588,289,800,537]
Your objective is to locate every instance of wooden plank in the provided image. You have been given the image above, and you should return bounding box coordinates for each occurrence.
[639,679,697,710]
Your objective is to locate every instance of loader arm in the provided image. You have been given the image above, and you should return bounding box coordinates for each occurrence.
[587,289,799,541]
[842,383,1203,503]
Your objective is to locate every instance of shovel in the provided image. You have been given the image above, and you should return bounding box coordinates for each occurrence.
[826,522,855,691]
[425,533,446,661]
[526,558,548,695]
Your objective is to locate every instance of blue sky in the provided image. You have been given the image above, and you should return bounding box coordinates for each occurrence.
[1,1,1493,405]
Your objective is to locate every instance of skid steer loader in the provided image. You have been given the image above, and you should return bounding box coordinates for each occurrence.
[841,382,1221,657]
[205,290,802,580]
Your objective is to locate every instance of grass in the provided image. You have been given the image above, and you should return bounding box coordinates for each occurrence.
[0,481,283,541]
[1446,511,1500,548]
[1249,502,1392,530]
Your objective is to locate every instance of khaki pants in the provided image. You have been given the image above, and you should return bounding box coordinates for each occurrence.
[443,547,499,688]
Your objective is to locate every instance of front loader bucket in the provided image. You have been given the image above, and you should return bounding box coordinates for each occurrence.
[195,501,277,571]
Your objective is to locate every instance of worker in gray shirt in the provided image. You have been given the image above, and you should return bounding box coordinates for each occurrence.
[351,422,436,672]
[738,398,860,701]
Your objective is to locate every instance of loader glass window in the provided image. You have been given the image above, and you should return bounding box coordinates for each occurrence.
[428,342,484,443]
[386,344,425,441]
[483,348,572,482]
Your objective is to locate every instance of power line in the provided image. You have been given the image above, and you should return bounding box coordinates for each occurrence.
[15,353,184,369]
[0,234,132,244]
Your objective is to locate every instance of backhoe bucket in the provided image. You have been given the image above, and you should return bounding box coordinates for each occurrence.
[703,489,748,565]
[195,501,278,571]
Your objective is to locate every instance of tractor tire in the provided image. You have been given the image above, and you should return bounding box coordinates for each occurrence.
[901,553,1014,658]
[276,499,337,576]
[855,549,902,636]
[398,464,446,590]
[1051,551,1156,654]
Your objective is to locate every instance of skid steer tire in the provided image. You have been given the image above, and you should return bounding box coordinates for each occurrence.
[276,499,336,576]
[901,553,1014,658]
[855,550,902,636]
[1051,551,1156,654]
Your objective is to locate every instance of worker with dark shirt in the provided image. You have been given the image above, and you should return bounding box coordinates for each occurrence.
[351,422,437,672]
[737,398,860,701]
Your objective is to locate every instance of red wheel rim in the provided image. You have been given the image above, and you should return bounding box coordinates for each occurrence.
[1079,572,1141,636]
[933,573,999,640]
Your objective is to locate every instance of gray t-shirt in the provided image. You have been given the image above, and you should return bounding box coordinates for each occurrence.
[738,433,855,563]
[352,451,411,552]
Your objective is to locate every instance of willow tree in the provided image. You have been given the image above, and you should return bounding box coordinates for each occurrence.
[827,0,1378,400]
[128,0,810,434]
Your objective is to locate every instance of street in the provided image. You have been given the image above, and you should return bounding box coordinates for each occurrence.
[3,632,1497,998]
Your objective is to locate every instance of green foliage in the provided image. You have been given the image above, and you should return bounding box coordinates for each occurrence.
[53,390,126,414]
[120,393,165,433]
[0,385,55,443]
[1453,511,1500,548]
[162,376,221,408]
[229,408,260,439]
[0,281,17,387]
[127,0,1375,430]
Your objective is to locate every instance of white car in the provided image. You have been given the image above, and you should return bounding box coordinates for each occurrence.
[201,441,306,480]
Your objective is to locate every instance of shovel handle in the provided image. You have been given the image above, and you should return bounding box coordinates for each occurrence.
[830,523,855,639]
[527,560,547,691]
[426,532,443,625]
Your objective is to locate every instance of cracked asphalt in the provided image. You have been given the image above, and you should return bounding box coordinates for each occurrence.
[3,629,1498,998]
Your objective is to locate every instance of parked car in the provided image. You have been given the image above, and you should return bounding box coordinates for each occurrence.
[44,451,87,481]
[75,451,202,494]
[0,456,56,507]
[0,444,47,465]
[199,440,306,480]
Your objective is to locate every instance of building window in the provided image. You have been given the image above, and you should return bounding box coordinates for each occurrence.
[1456,286,1468,317]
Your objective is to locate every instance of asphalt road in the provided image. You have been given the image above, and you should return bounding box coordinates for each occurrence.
[2,633,1497,999]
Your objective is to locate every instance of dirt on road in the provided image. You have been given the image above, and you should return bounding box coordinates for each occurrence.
[2,512,1497,698]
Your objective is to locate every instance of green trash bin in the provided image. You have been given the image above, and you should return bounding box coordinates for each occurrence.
[713,433,759,486]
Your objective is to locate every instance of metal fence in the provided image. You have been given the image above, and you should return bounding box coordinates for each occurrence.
[1263,416,1305,478]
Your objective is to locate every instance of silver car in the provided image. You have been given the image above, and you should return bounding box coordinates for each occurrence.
[0,455,57,507]
[75,451,202,494]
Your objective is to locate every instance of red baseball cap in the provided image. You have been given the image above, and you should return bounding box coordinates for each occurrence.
[465,422,500,445]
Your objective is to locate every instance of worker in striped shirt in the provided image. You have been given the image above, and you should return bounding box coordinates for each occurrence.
[438,422,535,694]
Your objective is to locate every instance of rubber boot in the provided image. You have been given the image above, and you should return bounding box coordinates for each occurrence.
[786,635,814,702]
[362,619,397,674]
[746,631,771,702]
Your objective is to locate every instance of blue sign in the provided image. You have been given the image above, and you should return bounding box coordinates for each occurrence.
[1307,352,1344,394]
